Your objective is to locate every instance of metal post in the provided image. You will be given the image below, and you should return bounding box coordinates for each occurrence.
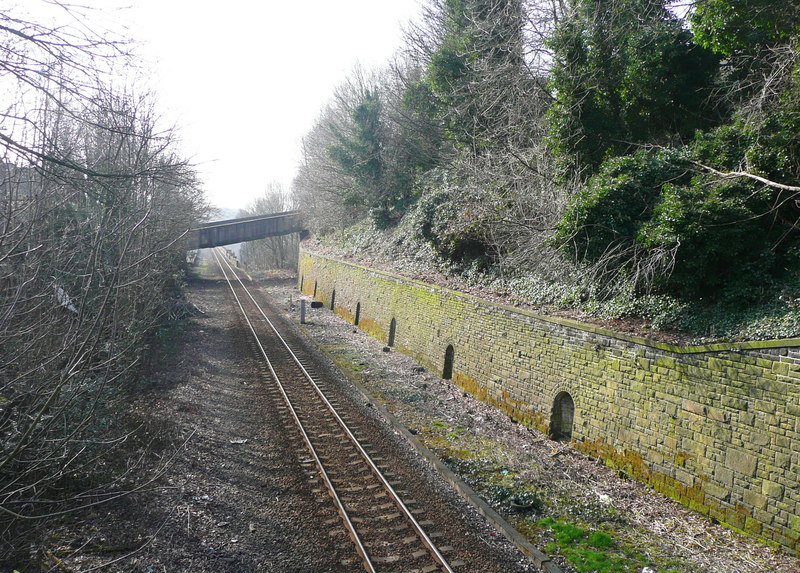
[300,299,306,324]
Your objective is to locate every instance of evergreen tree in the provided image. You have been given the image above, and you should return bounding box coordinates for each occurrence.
[328,89,385,210]
[547,0,720,174]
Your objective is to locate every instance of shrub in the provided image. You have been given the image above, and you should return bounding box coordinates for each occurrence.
[554,148,691,266]
[409,178,493,265]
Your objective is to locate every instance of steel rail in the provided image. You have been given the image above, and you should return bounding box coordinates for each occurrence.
[210,249,376,572]
[213,248,455,573]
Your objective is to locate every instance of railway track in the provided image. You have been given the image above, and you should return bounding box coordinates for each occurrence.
[211,248,462,573]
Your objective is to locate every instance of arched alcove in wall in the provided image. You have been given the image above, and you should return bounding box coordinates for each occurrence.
[443,344,454,380]
[550,391,575,441]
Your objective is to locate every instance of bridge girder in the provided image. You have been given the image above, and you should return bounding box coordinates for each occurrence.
[188,210,304,249]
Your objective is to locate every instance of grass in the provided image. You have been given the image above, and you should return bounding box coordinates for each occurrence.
[439,450,695,573]
[538,517,650,573]
[536,517,691,573]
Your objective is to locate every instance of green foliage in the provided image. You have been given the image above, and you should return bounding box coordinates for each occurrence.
[300,0,800,340]
[423,0,483,149]
[582,289,688,329]
[396,77,445,179]
[487,484,514,504]
[556,89,800,301]
[691,0,800,56]
[325,85,430,229]
[537,517,651,573]
[647,108,800,299]
[554,149,692,262]
[402,78,440,121]
[640,181,770,298]
[422,0,528,151]
[588,531,615,549]
[547,0,720,173]
[540,517,589,545]
[428,33,472,99]
[409,177,492,265]
[543,0,800,313]
[328,90,384,209]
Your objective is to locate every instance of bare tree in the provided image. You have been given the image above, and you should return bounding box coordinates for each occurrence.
[402,0,556,152]
[292,0,574,290]
[0,2,205,563]
[292,66,387,234]
[239,182,299,270]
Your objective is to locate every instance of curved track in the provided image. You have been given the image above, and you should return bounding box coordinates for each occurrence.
[211,248,457,573]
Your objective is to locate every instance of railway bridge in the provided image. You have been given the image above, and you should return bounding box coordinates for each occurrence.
[187,210,304,249]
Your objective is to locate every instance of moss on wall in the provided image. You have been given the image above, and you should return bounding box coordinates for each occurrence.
[298,250,800,554]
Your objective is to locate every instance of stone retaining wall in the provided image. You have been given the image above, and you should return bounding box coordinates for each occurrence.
[298,250,800,553]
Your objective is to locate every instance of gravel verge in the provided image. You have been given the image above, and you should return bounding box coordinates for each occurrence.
[256,269,800,573]
[33,259,541,572]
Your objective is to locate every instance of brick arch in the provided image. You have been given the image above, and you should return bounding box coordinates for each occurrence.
[388,318,397,347]
[443,344,455,380]
[550,388,575,442]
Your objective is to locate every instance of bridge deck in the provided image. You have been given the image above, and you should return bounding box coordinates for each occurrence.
[188,210,303,249]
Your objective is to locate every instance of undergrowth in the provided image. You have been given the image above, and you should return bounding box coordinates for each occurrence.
[439,452,694,573]
[313,222,800,343]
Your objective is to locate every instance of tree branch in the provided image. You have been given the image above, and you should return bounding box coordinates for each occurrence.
[692,160,800,193]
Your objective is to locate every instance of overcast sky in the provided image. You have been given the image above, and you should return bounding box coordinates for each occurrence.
[113,1,423,211]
